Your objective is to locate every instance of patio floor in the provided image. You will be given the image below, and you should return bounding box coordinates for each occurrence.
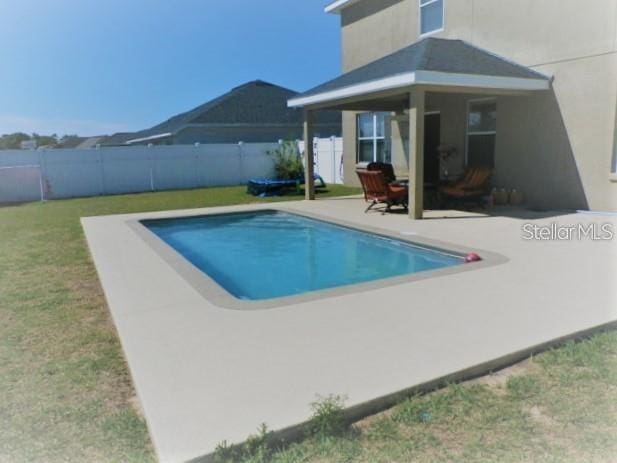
[81,197,617,463]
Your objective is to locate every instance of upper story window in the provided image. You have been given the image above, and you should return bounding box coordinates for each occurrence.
[419,0,444,36]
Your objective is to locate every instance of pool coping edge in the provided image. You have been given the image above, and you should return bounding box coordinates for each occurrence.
[126,206,509,311]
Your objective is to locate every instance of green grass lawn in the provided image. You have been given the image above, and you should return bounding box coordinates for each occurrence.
[260,330,617,463]
[0,185,360,462]
[0,184,615,463]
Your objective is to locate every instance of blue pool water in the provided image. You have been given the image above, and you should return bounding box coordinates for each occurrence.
[143,211,463,301]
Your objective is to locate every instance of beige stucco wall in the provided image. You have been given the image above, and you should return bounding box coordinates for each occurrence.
[342,0,617,70]
[338,0,617,211]
[341,0,416,72]
[495,53,617,211]
[469,0,617,67]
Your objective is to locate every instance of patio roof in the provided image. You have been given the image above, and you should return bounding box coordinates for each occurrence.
[324,0,363,13]
[288,38,550,109]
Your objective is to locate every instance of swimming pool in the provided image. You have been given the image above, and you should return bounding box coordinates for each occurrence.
[142,210,464,301]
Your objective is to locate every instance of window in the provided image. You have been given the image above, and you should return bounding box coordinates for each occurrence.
[419,0,444,36]
[357,112,389,163]
[466,99,497,168]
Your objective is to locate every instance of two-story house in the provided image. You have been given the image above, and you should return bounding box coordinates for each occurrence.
[289,0,617,218]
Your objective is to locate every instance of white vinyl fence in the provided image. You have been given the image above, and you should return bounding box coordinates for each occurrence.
[0,138,345,203]
[298,136,344,185]
[0,143,278,203]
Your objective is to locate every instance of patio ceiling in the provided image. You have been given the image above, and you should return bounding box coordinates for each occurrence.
[288,38,551,110]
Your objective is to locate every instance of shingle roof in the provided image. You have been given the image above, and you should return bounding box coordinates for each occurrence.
[75,136,105,149]
[291,38,549,102]
[98,132,135,146]
[57,136,87,149]
[101,80,341,146]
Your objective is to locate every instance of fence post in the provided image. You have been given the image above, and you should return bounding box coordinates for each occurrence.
[148,144,155,191]
[37,150,47,201]
[238,141,244,183]
[97,145,105,195]
[330,136,336,183]
[193,142,201,187]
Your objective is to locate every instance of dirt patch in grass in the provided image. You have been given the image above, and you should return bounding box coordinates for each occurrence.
[470,358,535,392]
[128,395,146,418]
[527,405,558,427]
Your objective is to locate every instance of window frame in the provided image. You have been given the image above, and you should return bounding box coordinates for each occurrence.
[356,112,387,163]
[465,97,497,167]
[419,0,445,38]
[612,110,617,179]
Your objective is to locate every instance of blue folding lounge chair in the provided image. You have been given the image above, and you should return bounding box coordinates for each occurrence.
[247,174,326,197]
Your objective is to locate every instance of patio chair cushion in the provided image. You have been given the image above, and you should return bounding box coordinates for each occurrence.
[366,162,397,184]
[441,167,493,199]
[388,184,408,198]
[441,186,485,198]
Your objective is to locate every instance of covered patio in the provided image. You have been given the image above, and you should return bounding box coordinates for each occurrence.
[288,37,551,219]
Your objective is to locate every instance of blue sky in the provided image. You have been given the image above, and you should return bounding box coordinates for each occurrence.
[0,0,340,136]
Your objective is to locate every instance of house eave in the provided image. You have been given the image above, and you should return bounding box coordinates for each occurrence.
[125,133,173,145]
[324,0,363,14]
[288,71,550,109]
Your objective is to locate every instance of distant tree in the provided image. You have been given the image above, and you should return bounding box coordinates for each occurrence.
[56,134,83,148]
[0,132,31,149]
[33,133,59,148]
[0,132,67,150]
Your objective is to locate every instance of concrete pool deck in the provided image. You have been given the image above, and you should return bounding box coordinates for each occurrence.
[81,198,617,463]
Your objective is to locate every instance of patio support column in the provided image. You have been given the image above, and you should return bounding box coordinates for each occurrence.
[408,88,425,219]
[303,109,315,200]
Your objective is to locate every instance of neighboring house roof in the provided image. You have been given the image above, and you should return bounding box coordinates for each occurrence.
[55,136,104,149]
[56,137,86,149]
[288,38,550,108]
[75,136,105,149]
[101,80,341,146]
[98,132,135,146]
